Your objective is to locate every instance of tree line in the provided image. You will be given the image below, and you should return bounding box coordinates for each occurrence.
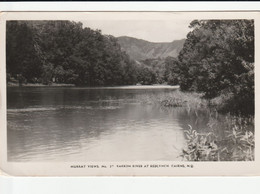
[7,21,144,86]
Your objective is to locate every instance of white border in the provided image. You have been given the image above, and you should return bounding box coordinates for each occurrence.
[0,2,260,12]
[0,2,260,194]
[0,1,260,194]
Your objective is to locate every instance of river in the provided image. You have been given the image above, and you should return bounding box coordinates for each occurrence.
[7,86,210,162]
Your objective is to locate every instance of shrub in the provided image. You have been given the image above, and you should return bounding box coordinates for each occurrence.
[181,115,254,161]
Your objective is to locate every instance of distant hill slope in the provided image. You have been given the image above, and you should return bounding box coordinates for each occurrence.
[117,36,185,61]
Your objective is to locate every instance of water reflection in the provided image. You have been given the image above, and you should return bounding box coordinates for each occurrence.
[7,87,202,162]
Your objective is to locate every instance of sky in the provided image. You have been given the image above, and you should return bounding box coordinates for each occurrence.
[80,20,192,43]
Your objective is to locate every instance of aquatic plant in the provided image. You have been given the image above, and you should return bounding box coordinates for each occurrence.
[181,116,255,161]
[181,125,219,161]
[139,90,207,110]
[222,115,255,161]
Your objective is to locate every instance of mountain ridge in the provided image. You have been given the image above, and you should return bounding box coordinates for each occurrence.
[117,36,185,61]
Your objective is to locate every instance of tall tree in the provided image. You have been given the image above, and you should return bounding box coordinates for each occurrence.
[6,21,43,83]
[177,20,254,114]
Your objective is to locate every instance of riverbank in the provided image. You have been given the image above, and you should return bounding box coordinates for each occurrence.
[7,82,179,89]
[7,82,75,87]
[74,85,180,90]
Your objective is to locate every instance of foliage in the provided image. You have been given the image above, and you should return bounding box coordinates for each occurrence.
[135,64,156,85]
[181,115,254,161]
[164,57,181,85]
[166,20,254,115]
[181,125,219,161]
[6,21,138,86]
[140,58,166,84]
[6,21,43,82]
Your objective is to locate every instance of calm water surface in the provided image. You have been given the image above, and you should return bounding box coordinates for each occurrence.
[7,86,211,162]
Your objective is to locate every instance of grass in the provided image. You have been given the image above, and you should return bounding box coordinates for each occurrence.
[181,115,254,161]
[138,90,207,110]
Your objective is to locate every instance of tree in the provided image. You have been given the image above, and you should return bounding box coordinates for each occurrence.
[164,57,180,85]
[6,21,43,83]
[177,20,254,114]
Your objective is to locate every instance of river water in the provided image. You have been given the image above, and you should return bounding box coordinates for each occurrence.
[7,86,210,162]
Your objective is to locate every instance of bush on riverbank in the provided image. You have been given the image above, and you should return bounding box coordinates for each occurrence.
[139,90,207,110]
[181,115,254,161]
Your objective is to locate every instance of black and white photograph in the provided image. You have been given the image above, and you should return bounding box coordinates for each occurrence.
[0,12,259,176]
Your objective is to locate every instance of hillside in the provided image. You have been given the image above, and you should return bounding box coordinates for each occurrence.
[6,21,138,86]
[117,36,185,61]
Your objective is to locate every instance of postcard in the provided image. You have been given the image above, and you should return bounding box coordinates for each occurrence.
[0,11,259,176]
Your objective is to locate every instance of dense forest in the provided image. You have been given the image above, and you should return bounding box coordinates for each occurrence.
[6,20,254,114]
[165,20,254,114]
[7,21,138,86]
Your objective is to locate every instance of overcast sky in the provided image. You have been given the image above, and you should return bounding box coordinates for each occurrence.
[80,20,192,42]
